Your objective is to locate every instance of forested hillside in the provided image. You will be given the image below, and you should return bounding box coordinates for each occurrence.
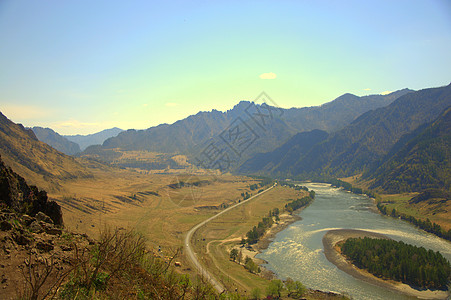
[367,106,450,193]
[239,84,451,190]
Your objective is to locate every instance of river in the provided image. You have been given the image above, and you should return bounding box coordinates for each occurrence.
[257,183,451,300]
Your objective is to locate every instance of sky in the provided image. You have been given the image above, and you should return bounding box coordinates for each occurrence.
[0,0,450,135]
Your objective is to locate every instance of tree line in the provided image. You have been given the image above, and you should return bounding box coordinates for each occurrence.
[341,237,450,290]
[377,203,451,241]
[245,209,278,244]
[244,189,314,245]
[322,178,451,243]
[284,195,314,213]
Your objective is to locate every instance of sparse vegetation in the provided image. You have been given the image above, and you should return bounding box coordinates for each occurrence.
[48,227,218,299]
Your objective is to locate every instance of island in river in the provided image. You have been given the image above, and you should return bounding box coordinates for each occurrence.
[322,229,449,300]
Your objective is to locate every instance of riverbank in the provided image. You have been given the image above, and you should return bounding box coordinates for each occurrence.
[228,212,302,279]
[323,229,449,300]
[256,212,302,251]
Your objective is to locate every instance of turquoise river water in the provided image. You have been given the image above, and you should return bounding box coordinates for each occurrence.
[257,183,451,300]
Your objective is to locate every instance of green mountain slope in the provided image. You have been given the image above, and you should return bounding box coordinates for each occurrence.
[367,106,451,193]
[271,84,451,178]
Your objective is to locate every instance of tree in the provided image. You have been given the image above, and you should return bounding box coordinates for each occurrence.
[266,279,284,299]
[230,249,238,262]
[285,278,306,298]
[285,277,295,296]
[293,281,306,298]
[244,256,260,274]
[237,250,243,264]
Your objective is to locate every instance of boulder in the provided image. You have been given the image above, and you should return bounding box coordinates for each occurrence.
[35,212,53,224]
[36,241,54,252]
[14,234,31,245]
[44,225,62,235]
[0,220,12,231]
[29,221,43,233]
[21,214,35,226]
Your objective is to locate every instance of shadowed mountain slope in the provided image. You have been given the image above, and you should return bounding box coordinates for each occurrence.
[31,126,81,155]
[366,106,451,193]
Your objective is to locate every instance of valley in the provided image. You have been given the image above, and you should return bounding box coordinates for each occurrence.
[2,2,450,298]
[0,84,450,299]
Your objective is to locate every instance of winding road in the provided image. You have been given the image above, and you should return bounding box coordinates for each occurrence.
[184,184,276,293]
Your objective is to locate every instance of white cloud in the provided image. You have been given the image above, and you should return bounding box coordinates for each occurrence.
[381,91,393,95]
[52,119,99,129]
[259,72,277,79]
[363,88,371,91]
[165,102,177,107]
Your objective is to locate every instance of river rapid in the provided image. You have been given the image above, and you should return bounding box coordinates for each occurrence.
[257,183,451,300]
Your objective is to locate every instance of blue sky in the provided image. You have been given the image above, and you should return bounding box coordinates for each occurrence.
[0,0,450,134]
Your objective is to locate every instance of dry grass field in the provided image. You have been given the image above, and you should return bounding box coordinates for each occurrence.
[340,176,451,231]
[191,185,306,293]
[50,167,258,245]
[379,193,451,231]
[47,163,316,296]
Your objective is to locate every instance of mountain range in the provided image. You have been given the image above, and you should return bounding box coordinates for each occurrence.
[30,127,124,155]
[64,127,123,151]
[238,84,451,193]
[80,90,412,168]
[2,84,447,195]
[366,105,450,193]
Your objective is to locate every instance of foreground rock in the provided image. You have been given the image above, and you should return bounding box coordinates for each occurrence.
[0,209,93,299]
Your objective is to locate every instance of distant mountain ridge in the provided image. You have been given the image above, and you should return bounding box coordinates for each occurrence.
[238,84,451,193]
[65,127,123,151]
[81,90,412,168]
[31,127,81,155]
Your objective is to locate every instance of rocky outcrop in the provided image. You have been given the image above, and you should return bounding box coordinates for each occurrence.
[0,155,63,226]
[0,208,93,298]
